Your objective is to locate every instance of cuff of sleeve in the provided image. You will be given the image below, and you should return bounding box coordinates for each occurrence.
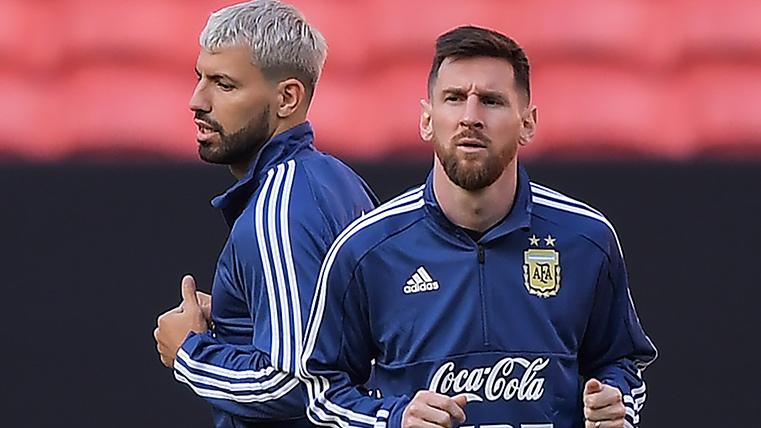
[175,330,214,367]
[180,330,208,351]
[598,376,642,428]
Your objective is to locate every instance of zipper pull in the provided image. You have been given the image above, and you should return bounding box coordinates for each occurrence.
[477,245,485,264]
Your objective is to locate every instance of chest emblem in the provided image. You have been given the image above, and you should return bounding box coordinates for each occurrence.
[403,266,440,295]
[523,234,561,298]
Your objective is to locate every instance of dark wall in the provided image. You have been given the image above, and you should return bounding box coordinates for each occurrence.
[2,161,759,427]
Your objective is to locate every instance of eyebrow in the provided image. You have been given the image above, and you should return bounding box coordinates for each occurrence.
[441,87,466,96]
[195,68,239,85]
[441,87,509,102]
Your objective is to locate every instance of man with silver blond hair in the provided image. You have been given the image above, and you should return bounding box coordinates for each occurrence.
[153,1,376,427]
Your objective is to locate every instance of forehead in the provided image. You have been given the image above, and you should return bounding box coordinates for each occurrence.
[434,56,517,93]
[196,45,259,76]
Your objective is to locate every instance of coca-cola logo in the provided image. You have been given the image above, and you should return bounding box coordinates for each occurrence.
[428,357,548,402]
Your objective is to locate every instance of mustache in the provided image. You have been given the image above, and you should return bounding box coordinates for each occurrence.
[194,112,223,132]
[452,128,491,145]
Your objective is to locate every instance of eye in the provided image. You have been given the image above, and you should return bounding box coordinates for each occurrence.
[482,97,503,106]
[217,82,234,91]
[444,94,463,102]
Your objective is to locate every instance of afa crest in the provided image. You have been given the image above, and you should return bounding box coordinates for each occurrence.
[523,235,561,297]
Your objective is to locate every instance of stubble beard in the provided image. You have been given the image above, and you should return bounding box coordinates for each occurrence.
[198,105,273,166]
[434,130,517,191]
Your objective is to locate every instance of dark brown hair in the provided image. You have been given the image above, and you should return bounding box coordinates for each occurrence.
[428,25,530,100]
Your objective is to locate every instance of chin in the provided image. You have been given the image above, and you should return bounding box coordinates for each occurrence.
[198,147,226,165]
[457,157,488,171]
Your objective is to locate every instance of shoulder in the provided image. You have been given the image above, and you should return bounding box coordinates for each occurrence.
[231,155,374,246]
[294,151,377,234]
[239,156,358,223]
[529,181,623,259]
[296,151,374,204]
[322,184,427,272]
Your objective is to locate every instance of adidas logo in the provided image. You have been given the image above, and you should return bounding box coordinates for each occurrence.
[403,266,440,294]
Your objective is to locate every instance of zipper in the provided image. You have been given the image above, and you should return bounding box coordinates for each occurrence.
[477,244,490,346]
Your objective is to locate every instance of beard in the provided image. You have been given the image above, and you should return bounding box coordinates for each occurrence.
[196,106,273,165]
[434,127,517,191]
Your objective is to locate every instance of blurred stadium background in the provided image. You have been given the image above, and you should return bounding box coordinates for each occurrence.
[2,0,759,427]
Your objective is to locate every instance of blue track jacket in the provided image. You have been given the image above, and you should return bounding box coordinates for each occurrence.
[301,166,657,428]
[173,122,377,427]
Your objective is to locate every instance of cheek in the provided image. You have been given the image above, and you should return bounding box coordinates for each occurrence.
[218,97,267,132]
[489,112,522,134]
[430,111,460,137]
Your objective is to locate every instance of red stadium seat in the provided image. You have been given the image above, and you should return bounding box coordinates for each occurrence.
[362,0,673,69]
[518,0,675,68]
[56,64,197,159]
[683,63,761,157]
[0,1,27,63]
[525,62,693,160]
[60,0,230,70]
[0,0,66,70]
[287,0,372,71]
[0,0,759,161]
[364,0,503,60]
[365,62,436,158]
[307,74,376,158]
[678,0,761,61]
[0,69,67,160]
[310,61,431,159]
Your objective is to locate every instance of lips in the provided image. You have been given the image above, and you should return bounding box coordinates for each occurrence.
[456,137,487,148]
[194,119,219,134]
[194,119,220,143]
[453,128,490,148]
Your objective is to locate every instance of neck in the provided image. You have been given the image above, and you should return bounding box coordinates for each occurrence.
[227,116,307,180]
[432,157,518,232]
[229,158,253,180]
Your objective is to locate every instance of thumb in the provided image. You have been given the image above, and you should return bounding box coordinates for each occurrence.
[452,393,469,409]
[584,378,603,395]
[180,275,200,309]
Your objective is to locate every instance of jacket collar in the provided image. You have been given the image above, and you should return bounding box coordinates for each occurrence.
[422,163,533,243]
[211,121,314,227]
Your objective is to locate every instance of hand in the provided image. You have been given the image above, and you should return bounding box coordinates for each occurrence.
[401,390,468,428]
[583,378,626,428]
[154,275,210,368]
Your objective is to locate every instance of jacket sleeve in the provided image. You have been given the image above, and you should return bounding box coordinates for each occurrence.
[579,234,658,428]
[174,331,302,419]
[300,233,411,428]
[173,161,331,420]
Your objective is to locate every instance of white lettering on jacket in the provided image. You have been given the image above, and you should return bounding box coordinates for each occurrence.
[428,357,549,402]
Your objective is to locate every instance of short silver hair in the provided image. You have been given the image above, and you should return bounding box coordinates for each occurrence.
[200,0,327,96]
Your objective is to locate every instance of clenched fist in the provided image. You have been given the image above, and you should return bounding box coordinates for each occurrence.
[402,390,468,428]
[153,275,210,368]
[583,378,626,428]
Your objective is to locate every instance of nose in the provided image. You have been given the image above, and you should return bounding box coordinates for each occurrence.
[458,94,484,129]
[189,81,210,114]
